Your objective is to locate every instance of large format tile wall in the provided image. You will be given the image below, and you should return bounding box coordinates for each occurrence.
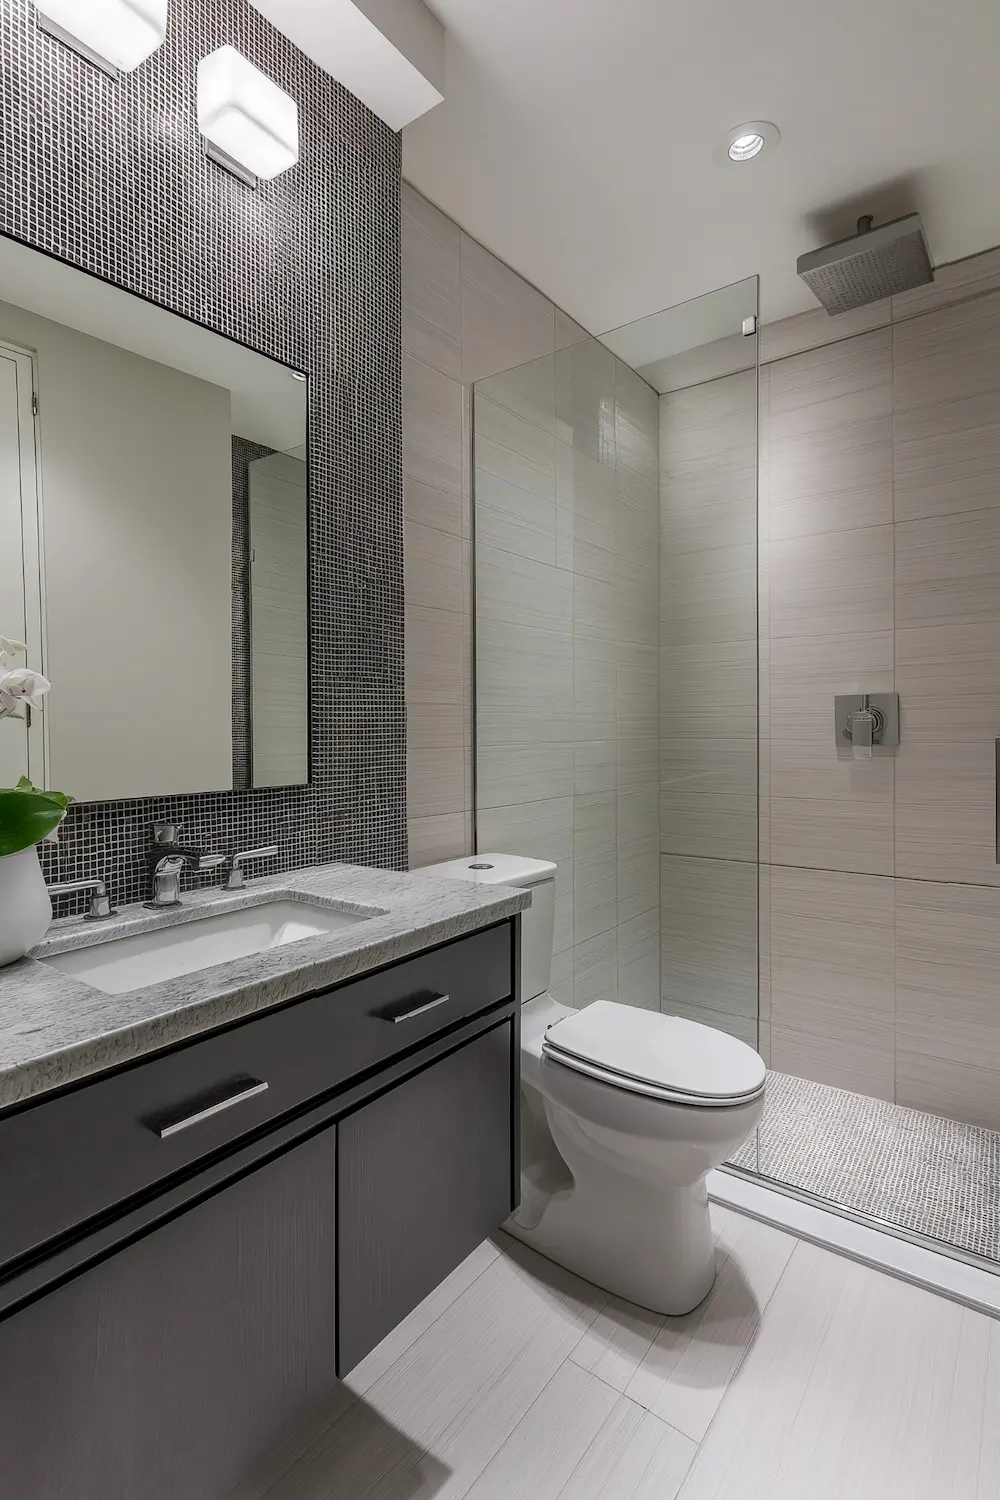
[661,246,1000,1130]
[475,340,660,1010]
[659,367,759,1047]
[402,181,560,868]
[402,182,660,1013]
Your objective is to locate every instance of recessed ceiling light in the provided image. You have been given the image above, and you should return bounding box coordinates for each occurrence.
[729,132,765,162]
[715,121,780,168]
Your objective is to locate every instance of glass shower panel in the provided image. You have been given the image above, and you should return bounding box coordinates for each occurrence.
[605,280,761,1052]
[473,278,760,1034]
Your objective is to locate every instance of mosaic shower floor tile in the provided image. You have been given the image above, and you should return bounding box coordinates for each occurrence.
[729,1071,1000,1265]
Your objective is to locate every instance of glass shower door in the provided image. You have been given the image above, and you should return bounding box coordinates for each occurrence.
[472,279,761,1051]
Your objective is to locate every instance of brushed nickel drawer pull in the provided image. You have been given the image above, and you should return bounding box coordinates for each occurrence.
[390,992,451,1024]
[154,1078,269,1139]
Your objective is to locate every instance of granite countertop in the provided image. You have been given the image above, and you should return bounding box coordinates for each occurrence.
[0,862,529,1114]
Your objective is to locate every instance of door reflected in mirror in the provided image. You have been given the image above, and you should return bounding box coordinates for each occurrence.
[0,239,308,802]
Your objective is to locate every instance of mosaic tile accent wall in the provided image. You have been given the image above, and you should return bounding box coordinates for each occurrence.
[0,0,406,909]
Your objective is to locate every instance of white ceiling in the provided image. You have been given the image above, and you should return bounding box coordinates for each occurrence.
[392,0,1000,330]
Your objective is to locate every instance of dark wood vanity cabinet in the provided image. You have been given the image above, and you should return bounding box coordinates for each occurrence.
[0,920,520,1500]
[0,1123,340,1500]
[338,1018,515,1374]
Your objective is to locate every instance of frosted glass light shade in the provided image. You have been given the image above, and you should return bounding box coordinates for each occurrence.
[198,46,300,184]
[34,0,168,72]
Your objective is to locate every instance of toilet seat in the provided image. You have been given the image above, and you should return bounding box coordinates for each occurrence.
[542,1000,766,1108]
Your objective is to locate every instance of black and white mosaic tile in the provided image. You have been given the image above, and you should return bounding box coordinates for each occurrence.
[731,1071,1000,1264]
[0,0,406,910]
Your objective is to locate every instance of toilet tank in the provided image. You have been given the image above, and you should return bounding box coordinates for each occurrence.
[416,853,557,1003]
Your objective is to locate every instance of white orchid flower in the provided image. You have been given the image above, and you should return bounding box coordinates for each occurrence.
[0,666,51,719]
[0,636,27,671]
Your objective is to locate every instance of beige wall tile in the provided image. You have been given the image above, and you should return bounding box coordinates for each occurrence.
[407,741,467,821]
[768,328,892,441]
[896,508,1000,628]
[760,302,891,365]
[477,544,572,635]
[661,639,756,737]
[769,416,893,539]
[574,740,617,795]
[478,620,573,745]
[405,604,464,706]
[478,744,575,808]
[403,521,464,613]
[574,928,617,1006]
[667,1001,759,1048]
[892,246,1000,320]
[770,524,893,640]
[770,796,894,878]
[768,866,894,1100]
[402,354,464,507]
[408,811,472,869]
[896,881,1000,1089]
[895,621,1000,884]
[617,833,659,924]
[894,293,1000,523]
[618,736,658,789]
[407,700,466,823]
[401,183,462,382]
[661,542,757,646]
[896,1050,1000,1132]
[768,629,894,876]
[661,854,757,1020]
[460,234,555,386]
[481,354,556,436]
[660,737,757,863]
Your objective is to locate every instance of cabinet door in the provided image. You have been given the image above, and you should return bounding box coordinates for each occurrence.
[338,1019,515,1375]
[0,1125,338,1500]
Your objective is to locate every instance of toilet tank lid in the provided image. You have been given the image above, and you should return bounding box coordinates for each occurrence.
[417,853,557,888]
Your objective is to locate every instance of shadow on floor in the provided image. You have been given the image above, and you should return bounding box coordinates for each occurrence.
[227,1384,451,1500]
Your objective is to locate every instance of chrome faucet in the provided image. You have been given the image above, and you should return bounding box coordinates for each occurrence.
[147,823,227,909]
[48,877,115,920]
[224,845,279,890]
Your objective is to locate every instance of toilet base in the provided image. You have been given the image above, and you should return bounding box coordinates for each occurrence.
[504,1169,717,1316]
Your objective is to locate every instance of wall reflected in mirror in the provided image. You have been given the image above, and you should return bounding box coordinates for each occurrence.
[0,239,308,803]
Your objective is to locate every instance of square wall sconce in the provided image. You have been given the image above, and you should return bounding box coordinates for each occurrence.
[34,0,168,77]
[198,46,300,189]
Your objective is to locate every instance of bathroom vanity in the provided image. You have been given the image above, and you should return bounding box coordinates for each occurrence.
[0,865,527,1499]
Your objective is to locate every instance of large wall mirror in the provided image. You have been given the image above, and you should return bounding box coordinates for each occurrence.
[0,239,308,803]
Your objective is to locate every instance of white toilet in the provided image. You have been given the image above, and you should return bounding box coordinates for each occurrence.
[421,854,766,1316]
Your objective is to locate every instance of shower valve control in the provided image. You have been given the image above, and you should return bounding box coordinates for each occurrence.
[834,693,899,757]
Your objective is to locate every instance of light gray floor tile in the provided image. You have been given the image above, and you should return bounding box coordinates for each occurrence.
[348,1235,503,1395]
[624,1213,796,1441]
[677,1243,994,1500]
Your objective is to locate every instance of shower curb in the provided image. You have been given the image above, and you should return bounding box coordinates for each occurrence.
[710,1167,1000,1322]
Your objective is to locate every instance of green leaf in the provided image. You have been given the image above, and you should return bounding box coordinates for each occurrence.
[0,788,71,856]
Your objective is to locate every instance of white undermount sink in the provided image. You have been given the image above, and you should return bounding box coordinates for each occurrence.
[42,899,371,996]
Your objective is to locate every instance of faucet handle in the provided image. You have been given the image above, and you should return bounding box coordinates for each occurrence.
[226,846,279,891]
[153,822,182,846]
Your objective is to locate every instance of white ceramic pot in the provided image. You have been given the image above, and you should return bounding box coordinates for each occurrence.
[0,845,52,966]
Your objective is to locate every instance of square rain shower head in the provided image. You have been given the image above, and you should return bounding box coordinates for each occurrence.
[797,212,933,315]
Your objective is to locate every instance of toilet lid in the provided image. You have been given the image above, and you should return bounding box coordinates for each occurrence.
[542,1001,766,1106]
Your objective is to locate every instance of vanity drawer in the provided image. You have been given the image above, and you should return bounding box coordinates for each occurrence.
[0,921,513,1277]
